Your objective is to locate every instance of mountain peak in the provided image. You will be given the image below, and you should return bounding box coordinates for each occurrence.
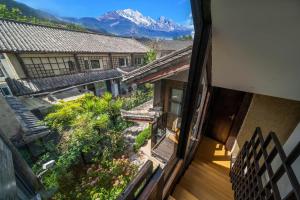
[115,8,155,26]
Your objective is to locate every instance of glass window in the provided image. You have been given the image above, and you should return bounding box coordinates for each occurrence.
[171,89,183,102]
[170,102,182,115]
[0,53,5,59]
[84,60,89,69]
[0,87,11,96]
[119,58,125,66]
[169,88,183,116]
[0,70,4,77]
[91,60,100,69]
[68,61,75,71]
[0,66,4,77]
[135,57,142,65]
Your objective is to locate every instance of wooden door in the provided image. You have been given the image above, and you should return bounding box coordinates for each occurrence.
[206,88,245,144]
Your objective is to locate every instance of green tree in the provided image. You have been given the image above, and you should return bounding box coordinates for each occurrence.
[143,49,157,64]
[0,4,85,31]
[39,93,135,199]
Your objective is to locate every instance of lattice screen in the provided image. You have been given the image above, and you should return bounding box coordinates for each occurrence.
[230,127,300,200]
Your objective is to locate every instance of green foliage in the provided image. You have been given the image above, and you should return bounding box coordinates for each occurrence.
[143,49,157,64]
[0,4,85,31]
[39,93,135,199]
[70,157,138,200]
[122,83,153,110]
[133,126,151,152]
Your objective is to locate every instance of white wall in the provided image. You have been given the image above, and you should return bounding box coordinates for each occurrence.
[211,0,300,101]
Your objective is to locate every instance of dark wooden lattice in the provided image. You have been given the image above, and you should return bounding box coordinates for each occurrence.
[230,127,300,200]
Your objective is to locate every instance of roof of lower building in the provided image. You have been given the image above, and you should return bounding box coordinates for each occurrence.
[142,39,193,51]
[5,96,50,145]
[6,69,122,96]
[123,45,192,83]
[0,19,149,53]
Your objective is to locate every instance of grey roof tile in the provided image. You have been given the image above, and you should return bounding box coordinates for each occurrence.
[0,19,149,53]
[6,69,122,96]
[123,45,192,82]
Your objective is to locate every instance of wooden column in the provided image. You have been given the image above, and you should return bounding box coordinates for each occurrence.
[73,54,81,72]
[15,53,30,78]
[108,53,113,68]
[130,53,134,67]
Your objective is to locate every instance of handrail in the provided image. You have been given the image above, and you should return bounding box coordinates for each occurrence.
[118,160,153,200]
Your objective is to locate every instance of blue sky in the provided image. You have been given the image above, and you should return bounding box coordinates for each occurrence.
[16,0,192,25]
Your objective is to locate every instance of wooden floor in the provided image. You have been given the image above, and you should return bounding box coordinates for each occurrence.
[172,137,234,200]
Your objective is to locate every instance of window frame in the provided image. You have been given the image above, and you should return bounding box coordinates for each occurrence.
[0,86,12,96]
[168,88,184,116]
[0,66,5,77]
[90,59,101,69]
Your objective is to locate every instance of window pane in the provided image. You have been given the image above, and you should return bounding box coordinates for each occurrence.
[68,61,75,71]
[91,60,100,69]
[119,58,125,66]
[170,102,182,115]
[1,87,11,96]
[0,68,4,77]
[84,60,89,69]
[171,89,183,102]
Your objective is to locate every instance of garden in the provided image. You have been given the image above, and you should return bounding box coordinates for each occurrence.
[27,85,153,200]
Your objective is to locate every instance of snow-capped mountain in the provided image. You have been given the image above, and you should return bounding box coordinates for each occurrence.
[63,9,193,39]
[115,9,156,27]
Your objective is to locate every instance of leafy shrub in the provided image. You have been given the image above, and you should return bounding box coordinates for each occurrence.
[37,93,136,199]
[143,50,157,64]
[133,127,151,152]
[122,84,153,110]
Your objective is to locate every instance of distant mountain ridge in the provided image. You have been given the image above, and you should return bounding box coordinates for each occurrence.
[0,0,57,20]
[63,9,193,39]
[4,0,193,38]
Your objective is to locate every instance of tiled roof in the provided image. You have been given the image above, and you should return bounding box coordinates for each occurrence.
[6,69,122,96]
[5,96,50,145]
[0,19,149,53]
[123,45,192,83]
[143,40,193,51]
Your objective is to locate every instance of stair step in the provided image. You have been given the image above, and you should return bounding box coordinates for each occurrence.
[168,195,176,200]
[191,161,230,180]
[173,185,199,200]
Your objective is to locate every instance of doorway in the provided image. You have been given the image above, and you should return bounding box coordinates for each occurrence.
[206,87,250,147]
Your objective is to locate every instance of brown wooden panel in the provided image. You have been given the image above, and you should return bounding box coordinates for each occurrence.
[207,88,246,144]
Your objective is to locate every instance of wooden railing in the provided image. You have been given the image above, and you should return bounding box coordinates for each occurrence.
[117,160,154,200]
[230,127,300,200]
[151,112,168,148]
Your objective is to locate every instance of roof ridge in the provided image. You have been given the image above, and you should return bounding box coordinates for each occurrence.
[125,45,193,78]
[0,18,134,39]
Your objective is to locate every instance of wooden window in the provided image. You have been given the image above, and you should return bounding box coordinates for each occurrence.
[68,61,75,71]
[119,58,125,66]
[0,53,5,59]
[0,66,4,77]
[90,60,100,69]
[22,56,77,78]
[135,57,142,65]
[0,86,12,96]
[84,60,89,69]
[169,88,183,116]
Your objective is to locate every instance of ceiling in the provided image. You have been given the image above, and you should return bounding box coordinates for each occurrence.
[211,0,300,101]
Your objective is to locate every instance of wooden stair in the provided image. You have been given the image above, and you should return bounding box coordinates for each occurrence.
[172,137,234,200]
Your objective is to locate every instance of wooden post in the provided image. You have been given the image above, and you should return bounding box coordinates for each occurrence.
[15,53,30,78]
[131,53,134,66]
[108,53,113,68]
[73,54,81,72]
